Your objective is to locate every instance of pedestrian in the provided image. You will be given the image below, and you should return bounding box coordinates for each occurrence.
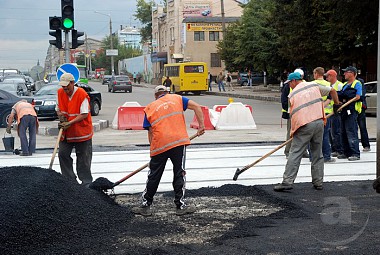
[132,85,205,216]
[217,71,226,92]
[356,77,370,152]
[162,76,172,90]
[337,66,362,161]
[133,72,137,83]
[274,72,340,192]
[247,70,252,86]
[56,73,93,186]
[325,69,344,157]
[281,68,309,159]
[208,72,213,91]
[6,100,38,156]
[226,72,234,91]
[137,73,141,84]
[312,67,335,163]
[280,69,289,91]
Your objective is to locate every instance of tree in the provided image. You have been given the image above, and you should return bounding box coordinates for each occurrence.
[135,0,154,43]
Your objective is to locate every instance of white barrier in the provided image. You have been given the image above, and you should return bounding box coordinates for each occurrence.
[215,102,257,130]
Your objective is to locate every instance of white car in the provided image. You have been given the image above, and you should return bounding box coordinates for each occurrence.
[365,81,376,115]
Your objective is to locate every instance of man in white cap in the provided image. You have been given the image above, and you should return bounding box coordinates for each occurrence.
[56,73,93,186]
[132,85,205,216]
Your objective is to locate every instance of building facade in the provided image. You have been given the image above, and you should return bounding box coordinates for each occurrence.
[118,26,142,49]
[151,0,243,82]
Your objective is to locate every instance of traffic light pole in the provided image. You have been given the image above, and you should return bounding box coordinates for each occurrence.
[65,31,70,63]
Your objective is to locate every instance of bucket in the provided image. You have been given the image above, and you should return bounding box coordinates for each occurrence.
[3,133,15,152]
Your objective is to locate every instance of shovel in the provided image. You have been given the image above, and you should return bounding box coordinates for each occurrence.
[89,133,200,192]
[233,97,357,180]
[49,128,63,169]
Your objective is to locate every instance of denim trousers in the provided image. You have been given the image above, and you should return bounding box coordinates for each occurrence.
[357,109,370,148]
[341,110,360,157]
[322,117,332,159]
[330,114,343,154]
[18,115,37,155]
[218,81,225,92]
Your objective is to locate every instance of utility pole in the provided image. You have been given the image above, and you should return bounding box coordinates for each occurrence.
[221,0,226,38]
[376,0,380,184]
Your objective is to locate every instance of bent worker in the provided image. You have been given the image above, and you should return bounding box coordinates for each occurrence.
[56,73,93,186]
[132,85,205,216]
[274,72,340,192]
[6,99,38,156]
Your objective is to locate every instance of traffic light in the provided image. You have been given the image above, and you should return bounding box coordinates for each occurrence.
[71,29,84,49]
[61,0,74,30]
[49,29,62,49]
[49,16,62,30]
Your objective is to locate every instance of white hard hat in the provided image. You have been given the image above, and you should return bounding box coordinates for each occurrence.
[294,68,304,77]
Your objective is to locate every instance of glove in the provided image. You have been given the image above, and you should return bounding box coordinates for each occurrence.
[6,126,11,134]
[282,112,290,119]
[58,121,71,130]
[333,103,342,115]
[59,115,68,123]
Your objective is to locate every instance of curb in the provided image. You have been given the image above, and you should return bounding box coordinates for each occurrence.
[37,120,109,136]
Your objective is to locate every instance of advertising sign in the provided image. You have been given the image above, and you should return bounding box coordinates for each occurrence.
[186,23,222,31]
[183,1,212,17]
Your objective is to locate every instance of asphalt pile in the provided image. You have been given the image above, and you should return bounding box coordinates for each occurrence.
[0,166,133,255]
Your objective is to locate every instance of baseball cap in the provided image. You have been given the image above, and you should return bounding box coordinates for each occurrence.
[59,73,75,86]
[285,72,302,83]
[325,69,337,77]
[342,66,357,74]
[294,68,304,77]
[154,85,169,93]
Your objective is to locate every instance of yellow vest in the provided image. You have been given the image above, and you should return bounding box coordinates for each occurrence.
[342,80,362,114]
[314,79,333,114]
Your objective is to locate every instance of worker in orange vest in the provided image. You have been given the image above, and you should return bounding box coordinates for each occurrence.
[56,73,93,187]
[6,100,38,156]
[132,85,205,216]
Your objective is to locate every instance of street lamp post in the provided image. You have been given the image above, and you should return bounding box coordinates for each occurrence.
[94,11,115,76]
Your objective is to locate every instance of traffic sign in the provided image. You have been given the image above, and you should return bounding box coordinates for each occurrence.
[56,63,80,83]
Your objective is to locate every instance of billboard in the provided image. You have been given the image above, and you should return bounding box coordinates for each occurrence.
[186,23,222,31]
[183,1,213,17]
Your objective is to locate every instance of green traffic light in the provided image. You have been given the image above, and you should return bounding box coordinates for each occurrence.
[63,18,73,29]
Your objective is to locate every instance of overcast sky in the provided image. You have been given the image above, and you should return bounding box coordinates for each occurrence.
[0,0,143,71]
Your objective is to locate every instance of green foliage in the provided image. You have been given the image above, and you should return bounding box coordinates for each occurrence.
[217,0,378,76]
[135,0,154,43]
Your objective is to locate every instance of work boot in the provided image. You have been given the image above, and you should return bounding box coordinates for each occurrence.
[331,152,339,157]
[314,185,323,190]
[348,156,360,161]
[302,152,310,158]
[273,183,293,192]
[362,147,371,152]
[131,204,152,217]
[324,158,336,163]
[176,204,196,216]
[337,154,347,159]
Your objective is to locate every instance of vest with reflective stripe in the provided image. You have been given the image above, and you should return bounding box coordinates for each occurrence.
[342,80,362,114]
[289,82,325,136]
[314,79,333,114]
[57,87,93,142]
[14,101,37,124]
[331,80,343,91]
[144,94,190,156]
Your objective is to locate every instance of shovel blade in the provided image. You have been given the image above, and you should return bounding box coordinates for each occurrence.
[89,177,115,192]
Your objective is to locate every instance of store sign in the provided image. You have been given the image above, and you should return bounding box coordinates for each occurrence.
[186,23,222,31]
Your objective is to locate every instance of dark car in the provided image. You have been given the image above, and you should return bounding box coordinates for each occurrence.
[33,83,102,118]
[0,89,34,127]
[102,75,112,85]
[0,82,29,97]
[108,75,132,93]
[237,72,278,86]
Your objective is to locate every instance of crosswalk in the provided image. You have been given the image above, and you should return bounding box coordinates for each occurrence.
[0,143,376,194]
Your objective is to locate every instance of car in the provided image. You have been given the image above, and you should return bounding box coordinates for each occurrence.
[33,83,102,118]
[237,72,278,86]
[365,81,376,116]
[0,82,29,96]
[0,89,34,127]
[102,75,112,85]
[24,76,36,91]
[108,75,132,93]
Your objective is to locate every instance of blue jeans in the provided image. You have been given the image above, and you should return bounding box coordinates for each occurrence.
[341,110,360,157]
[357,109,370,148]
[322,117,332,160]
[218,81,225,92]
[208,79,212,91]
[330,114,343,154]
[18,115,37,155]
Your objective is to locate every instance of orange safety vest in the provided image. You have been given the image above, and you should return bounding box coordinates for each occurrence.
[289,82,325,136]
[14,101,39,134]
[57,87,93,143]
[144,94,190,156]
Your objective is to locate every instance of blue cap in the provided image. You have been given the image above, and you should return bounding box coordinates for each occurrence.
[342,66,357,74]
[285,72,302,83]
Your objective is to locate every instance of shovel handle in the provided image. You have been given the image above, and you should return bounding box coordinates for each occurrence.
[49,128,63,169]
[113,133,200,187]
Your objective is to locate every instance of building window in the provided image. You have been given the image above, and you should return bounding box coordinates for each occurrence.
[210,53,221,67]
[209,31,219,41]
[194,31,205,41]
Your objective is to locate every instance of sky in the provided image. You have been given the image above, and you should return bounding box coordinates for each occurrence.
[0,0,142,71]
